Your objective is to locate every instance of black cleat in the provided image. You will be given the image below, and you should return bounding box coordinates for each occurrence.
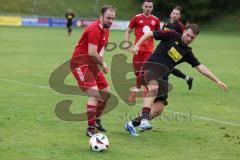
[86,127,97,137]
[187,77,193,90]
[95,119,106,132]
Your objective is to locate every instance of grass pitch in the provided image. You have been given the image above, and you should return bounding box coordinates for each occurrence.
[0,26,240,160]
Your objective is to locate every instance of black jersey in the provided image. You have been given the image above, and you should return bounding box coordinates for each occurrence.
[65,12,75,22]
[163,20,185,34]
[65,12,75,27]
[147,30,201,71]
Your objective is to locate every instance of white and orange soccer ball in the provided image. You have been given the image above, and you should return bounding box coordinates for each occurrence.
[89,133,109,152]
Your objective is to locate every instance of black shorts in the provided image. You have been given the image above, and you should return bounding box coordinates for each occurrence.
[141,62,171,105]
[154,76,169,105]
[66,21,73,28]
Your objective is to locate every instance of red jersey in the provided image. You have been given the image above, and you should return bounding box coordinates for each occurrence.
[71,20,109,65]
[129,14,160,52]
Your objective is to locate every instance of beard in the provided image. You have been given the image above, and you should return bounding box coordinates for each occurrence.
[103,23,112,28]
[145,10,151,15]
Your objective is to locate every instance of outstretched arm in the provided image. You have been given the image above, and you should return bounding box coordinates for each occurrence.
[132,31,153,54]
[195,64,227,91]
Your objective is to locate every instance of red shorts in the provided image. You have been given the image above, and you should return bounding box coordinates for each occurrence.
[71,64,108,91]
[133,51,152,76]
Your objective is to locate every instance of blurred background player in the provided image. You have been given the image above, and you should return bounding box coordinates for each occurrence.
[163,6,194,90]
[163,6,185,34]
[65,9,75,36]
[124,0,160,103]
[70,5,115,137]
[125,24,228,136]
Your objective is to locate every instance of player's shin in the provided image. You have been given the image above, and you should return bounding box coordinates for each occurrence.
[87,104,97,127]
[139,82,158,131]
[149,102,166,120]
[141,83,158,121]
[95,91,111,132]
[96,91,111,118]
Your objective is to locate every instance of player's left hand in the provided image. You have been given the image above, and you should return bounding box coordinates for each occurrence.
[131,46,139,55]
[217,80,228,92]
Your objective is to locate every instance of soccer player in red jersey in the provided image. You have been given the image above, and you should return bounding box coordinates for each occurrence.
[125,0,160,102]
[70,5,115,137]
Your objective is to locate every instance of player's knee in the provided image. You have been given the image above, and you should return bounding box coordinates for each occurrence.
[87,88,101,100]
[147,80,159,93]
[100,90,111,102]
[147,84,158,94]
[104,92,111,101]
[148,84,158,90]
[88,96,100,105]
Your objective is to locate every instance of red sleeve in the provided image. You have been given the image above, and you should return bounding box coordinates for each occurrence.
[128,16,136,29]
[155,18,161,31]
[178,21,185,33]
[87,29,100,46]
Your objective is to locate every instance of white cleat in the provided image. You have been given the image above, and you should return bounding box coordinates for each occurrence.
[139,119,153,132]
[124,121,139,136]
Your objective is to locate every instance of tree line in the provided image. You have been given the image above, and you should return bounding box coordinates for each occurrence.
[139,0,240,22]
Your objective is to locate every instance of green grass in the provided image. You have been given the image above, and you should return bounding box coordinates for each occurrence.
[0,0,141,19]
[0,26,240,160]
[202,10,240,33]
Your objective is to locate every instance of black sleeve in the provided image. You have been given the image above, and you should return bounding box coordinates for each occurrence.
[162,22,166,30]
[185,49,201,67]
[176,25,182,34]
[153,30,178,41]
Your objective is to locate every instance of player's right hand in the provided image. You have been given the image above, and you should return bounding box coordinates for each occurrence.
[217,80,228,92]
[102,62,109,74]
[131,46,139,55]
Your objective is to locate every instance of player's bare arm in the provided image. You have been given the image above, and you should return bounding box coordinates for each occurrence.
[98,47,109,74]
[195,64,228,91]
[88,43,104,67]
[132,31,153,54]
[124,27,133,50]
[124,27,133,41]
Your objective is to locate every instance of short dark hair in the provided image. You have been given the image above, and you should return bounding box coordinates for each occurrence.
[173,6,182,13]
[186,23,200,35]
[142,0,153,4]
[101,5,115,15]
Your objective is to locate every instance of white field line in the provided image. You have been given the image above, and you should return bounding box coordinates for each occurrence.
[0,78,50,90]
[1,78,239,127]
[166,110,240,127]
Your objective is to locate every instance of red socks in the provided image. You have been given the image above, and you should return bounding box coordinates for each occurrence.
[87,104,97,126]
[141,107,151,120]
